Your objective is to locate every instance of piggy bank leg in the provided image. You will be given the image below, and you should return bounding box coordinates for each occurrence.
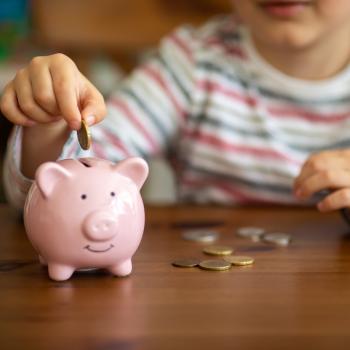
[48,263,75,281]
[108,259,132,277]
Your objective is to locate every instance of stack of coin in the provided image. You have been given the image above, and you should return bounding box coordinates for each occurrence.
[172,255,254,271]
[172,241,255,272]
[182,229,219,243]
[263,232,291,247]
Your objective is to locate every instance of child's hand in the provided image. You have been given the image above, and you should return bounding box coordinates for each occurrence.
[0,54,106,130]
[294,150,350,212]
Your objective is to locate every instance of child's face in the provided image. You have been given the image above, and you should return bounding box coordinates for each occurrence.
[232,0,350,50]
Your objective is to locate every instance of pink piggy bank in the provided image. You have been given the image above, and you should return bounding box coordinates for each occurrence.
[24,157,149,281]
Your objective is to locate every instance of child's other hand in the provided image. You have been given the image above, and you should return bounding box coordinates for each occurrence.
[294,150,350,212]
[0,54,106,130]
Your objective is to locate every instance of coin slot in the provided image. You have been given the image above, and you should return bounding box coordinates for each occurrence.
[80,161,92,168]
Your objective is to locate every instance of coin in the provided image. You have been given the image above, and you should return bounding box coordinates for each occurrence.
[236,226,265,241]
[77,119,91,150]
[263,232,291,247]
[172,259,200,268]
[182,229,219,243]
[203,245,234,256]
[199,260,232,271]
[224,256,254,266]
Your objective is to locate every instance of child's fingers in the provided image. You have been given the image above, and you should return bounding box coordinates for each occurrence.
[14,69,55,123]
[317,188,350,212]
[0,84,37,126]
[294,163,314,192]
[50,64,81,130]
[294,151,350,197]
[294,152,335,192]
[29,61,60,116]
[80,79,107,126]
[294,156,321,189]
[295,170,350,199]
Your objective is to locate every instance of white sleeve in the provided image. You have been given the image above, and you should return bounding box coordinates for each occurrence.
[2,126,33,211]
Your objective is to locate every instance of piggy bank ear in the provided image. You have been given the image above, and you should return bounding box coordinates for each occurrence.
[35,162,73,199]
[115,157,149,190]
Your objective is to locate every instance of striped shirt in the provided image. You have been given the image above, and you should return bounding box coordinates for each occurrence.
[5,15,350,209]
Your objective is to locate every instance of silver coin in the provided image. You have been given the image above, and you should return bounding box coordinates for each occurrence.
[236,226,265,240]
[263,232,291,247]
[182,229,219,243]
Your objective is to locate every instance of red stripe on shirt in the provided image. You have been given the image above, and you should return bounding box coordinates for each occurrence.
[267,106,350,123]
[102,129,131,157]
[141,65,186,120]
[198,80,257,107]
[168,32,193,62]
[184,128,301,165]
[199,79,350,124]
[108,98,159,152]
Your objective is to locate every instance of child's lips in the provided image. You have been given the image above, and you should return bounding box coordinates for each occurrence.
[258,1,312,18]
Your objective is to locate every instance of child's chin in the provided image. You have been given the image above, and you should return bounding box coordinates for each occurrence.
[255,24,319,51]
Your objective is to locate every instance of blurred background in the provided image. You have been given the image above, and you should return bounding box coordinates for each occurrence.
[0,0,230,203]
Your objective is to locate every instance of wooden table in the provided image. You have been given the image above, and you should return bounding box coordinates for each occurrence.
[1,204,350,350]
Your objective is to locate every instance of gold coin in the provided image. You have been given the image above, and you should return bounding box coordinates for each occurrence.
[172,259,200,268]
[202,245,234,256]
[223,256,254,266]
[199,260,232,271]
[77,119,91,150]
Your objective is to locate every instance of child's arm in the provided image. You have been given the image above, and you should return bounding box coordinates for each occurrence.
[1,27,196,209]
[294,150,350,211]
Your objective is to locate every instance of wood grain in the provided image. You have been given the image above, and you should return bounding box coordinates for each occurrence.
[1,204,350,350]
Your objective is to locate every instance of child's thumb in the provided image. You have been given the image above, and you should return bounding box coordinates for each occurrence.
[80,86,107,126]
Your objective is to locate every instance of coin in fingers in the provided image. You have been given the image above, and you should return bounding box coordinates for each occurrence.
[77,119,91,150]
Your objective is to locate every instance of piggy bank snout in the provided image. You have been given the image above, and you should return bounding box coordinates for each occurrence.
[83,211,118,241]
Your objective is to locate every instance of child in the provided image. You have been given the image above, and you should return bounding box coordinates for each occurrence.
[2,0,350,213]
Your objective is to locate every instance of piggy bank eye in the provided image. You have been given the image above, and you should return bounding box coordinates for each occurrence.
[110,192,116,197]
[81,194,87,200]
